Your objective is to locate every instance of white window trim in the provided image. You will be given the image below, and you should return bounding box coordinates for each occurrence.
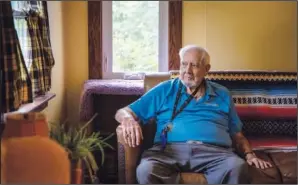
[102,1,169,79]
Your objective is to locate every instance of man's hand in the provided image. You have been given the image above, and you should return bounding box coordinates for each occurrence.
[246,153,273,169]
[115,107,144,147]
[232,132,273,169]
[121,117,143,147]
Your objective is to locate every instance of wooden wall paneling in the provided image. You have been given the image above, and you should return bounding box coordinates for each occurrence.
[88,1,102,79]
[168,1,182,71]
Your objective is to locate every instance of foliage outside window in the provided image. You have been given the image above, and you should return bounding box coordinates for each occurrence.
[102,1,168,79]
[112,1,159,73]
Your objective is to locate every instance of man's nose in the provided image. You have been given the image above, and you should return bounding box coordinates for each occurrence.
[186,63,192,73]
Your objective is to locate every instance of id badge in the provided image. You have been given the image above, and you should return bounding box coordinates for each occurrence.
[166,123,173,131]
[160,129,167,150]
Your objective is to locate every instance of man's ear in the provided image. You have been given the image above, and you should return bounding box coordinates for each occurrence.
[205,64,211,73]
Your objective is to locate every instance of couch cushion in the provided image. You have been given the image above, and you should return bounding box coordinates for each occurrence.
[269,151,297,184]
[249,151,282,184]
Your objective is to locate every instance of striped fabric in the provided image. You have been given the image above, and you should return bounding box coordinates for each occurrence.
[0,2,33,113]
[170,70,297,82]
[169,70,297,136]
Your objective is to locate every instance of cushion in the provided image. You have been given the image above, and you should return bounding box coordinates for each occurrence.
[269,151,297,184]
[249,151,282,184]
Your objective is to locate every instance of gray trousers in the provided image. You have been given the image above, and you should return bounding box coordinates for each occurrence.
[136,143,250,184]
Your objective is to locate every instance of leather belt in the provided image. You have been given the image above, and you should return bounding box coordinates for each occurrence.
[186,140,203,144]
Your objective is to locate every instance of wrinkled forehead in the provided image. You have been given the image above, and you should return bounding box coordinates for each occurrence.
[181,49,204,63]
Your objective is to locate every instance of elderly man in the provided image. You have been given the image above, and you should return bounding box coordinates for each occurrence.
[115,45,272,184]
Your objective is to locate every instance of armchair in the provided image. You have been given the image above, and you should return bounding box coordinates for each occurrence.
[116,118,207,184]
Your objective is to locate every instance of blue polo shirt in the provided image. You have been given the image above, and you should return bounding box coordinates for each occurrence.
[129,78,243,147]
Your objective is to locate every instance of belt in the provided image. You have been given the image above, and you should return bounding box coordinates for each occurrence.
[186,140,203,144]
[186,140,232,150]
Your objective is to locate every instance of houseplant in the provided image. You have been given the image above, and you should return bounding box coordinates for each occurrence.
[49,113,114,183]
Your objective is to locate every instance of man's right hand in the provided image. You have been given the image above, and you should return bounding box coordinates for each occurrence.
[121,117,143,147]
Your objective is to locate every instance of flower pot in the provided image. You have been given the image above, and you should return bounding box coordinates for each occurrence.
[71,159,82,184]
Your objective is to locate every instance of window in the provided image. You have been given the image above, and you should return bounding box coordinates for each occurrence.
[102,1,168,79]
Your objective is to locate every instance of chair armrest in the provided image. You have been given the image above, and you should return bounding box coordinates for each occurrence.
[116,125,141,184]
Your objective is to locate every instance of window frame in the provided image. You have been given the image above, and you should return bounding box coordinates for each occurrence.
[101,1,169,79]
[88,1,182,79]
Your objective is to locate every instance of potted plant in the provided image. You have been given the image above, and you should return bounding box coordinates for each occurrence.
[49,113,114,184]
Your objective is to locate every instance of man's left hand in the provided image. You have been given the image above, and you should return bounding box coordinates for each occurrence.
[246,153,273,169]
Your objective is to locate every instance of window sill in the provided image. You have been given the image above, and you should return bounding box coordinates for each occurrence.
[3,92,56,121]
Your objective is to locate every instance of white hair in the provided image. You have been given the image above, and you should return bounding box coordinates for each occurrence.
[179,45,210,65]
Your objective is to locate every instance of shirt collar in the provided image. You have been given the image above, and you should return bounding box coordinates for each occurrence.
[179,78,216,97]
[205,79,216,97]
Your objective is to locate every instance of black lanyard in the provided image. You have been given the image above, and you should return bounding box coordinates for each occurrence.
[160,79,205,150]
[170,80,204,122]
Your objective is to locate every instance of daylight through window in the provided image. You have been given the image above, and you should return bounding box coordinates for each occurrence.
[102,1,168,79]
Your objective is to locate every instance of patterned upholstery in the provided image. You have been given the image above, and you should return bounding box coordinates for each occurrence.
[242,120,297,136]
[170,70,297,137]
[170,70,297,82]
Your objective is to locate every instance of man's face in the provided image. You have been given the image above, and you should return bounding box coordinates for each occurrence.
[179,50,210,88]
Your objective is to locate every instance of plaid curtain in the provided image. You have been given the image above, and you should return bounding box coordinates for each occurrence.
[0,2,33,113]
[14,16,33,70]
[26,6,55,96]
[38,2,55,93]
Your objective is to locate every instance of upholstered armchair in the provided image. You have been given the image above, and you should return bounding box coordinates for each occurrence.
[116,73,207,184]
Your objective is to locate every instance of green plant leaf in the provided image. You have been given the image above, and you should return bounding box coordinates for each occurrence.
[102,132,115,142]
[82,157,94,183]
[96,143,105,166]
[86,152,98,172]
[79,113,98,132]
[49,113,114,180]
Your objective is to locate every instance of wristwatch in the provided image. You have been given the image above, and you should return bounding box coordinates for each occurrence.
[244,151,256,158]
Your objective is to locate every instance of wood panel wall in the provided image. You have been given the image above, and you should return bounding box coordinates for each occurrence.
[88,1,103,79]
[168,1,182,71]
